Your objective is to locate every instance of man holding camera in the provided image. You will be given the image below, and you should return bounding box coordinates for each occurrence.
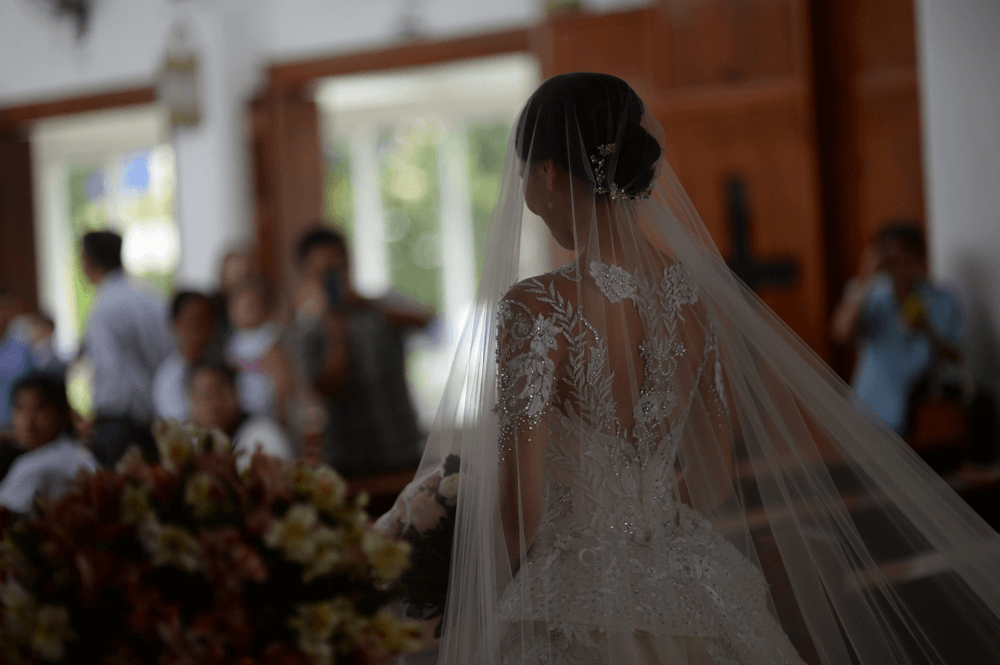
[294,227,430,478]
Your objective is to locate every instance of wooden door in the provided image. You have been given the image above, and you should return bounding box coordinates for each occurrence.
[536,2,831,358]
[0,136,38,310]
[810,0,926,376]
[248,87,325,292]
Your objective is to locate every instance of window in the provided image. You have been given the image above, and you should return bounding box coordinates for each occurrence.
[32,106,179,355]
[315,54,548,427]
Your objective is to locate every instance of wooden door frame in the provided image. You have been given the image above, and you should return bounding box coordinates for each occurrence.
[253,25,540,288]
[0,85,158,312]
[0,86,157,136]
[266,26,535,94]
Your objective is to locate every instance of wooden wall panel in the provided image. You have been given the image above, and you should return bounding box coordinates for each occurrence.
[809,0,924,379]
[665,0,798,86]
[807,0,925,377]
[537,2,829,357]
[249,89,324,293]
[855,0,920,72]
[661,104,828,352]
[0,138,38,310]
[536,9,659,98]
[854,81,925,249]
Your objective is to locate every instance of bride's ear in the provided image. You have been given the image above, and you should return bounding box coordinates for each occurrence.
[541,159,557,193]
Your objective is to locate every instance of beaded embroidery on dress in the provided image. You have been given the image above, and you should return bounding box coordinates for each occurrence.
[494,262,801,665]
[377,74,1000,665]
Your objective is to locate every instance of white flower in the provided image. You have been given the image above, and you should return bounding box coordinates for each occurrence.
[438,473,459,505]
[529,314,559,357]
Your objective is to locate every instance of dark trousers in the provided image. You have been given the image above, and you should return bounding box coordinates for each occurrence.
[91,415,158,468]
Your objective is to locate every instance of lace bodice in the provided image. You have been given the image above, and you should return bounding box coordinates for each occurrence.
[493,262,798,665]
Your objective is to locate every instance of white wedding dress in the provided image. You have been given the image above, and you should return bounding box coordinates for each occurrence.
[494,261,802,665]
[382,73,1000,665]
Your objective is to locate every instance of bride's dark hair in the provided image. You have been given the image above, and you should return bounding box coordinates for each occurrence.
[515,72,662,198]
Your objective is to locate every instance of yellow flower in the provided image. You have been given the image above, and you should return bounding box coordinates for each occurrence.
[155,422,192,471]
[198,426,231,455]
[311,467,347,514]
[438,473,460,506]
[288,598,353,665]
[362,611,423,655]
[140,521,201,572]
[119,484,151,525]
[0,534,28,576]
[303,526,345,583]
[30,605,74,662]
[265,503,320,564]
[290,464,318,496]
[0,580,36,637]
[184,472,221,519]
[299,641,333,665]
[361,531,411,582]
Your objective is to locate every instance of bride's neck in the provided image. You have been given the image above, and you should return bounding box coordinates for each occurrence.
[575,204,628,266]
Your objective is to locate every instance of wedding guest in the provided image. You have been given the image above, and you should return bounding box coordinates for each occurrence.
[833,224,961,432]
[832,223,999,474]
[211,248,255,344]
[0,431,25,481]
[188,361,292,472]
[0,293,34,432]
[26,311,66,377]
[225,276,295,426]
[0,374,97,513]
[152,291,218,423]
[81,231,174,466]
[294,227,429,478]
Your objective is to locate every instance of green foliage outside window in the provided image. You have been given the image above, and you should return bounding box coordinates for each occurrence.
[323,138,355,244]
[321,120,511,307]
[378,123,443,312]
[65,152,176,341]
[466,121,510,276]
[66,165,107,336]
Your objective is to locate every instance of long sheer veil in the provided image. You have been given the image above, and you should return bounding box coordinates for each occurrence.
[376,73,1000,664]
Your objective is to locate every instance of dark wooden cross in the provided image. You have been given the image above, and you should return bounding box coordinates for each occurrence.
[724,175,798,292]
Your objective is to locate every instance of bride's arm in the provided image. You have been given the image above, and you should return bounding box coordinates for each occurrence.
[675,306,739,518]
[494,292,563,571]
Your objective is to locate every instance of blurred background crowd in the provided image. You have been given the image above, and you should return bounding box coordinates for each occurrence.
[0,0,998,519]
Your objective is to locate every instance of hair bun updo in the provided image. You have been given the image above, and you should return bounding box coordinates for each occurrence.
[516,72,662,200]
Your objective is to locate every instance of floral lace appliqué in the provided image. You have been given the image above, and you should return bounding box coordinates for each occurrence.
[589,261,637,303]
[494,263,795,665]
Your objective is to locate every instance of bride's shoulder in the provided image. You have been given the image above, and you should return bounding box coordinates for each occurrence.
[501,264,578,312]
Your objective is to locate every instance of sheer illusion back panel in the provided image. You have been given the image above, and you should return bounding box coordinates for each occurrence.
[374,73,1000,665]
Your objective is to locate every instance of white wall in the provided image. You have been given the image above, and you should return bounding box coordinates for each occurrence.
[915,0,1000,392]
[0,0,644,291]
[0,0,548,291]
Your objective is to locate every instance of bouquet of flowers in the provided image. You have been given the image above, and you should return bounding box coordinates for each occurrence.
[374,455,459,637]
[0,422,421,665]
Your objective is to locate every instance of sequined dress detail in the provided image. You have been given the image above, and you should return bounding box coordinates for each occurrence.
[494,262,799,665]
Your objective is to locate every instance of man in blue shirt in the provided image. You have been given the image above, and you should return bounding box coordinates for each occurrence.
[81,231,174,466]
[0,294,34,432]
[832,224,963,435]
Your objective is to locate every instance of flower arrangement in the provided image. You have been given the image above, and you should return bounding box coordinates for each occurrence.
[374,454,459,638]
[0,423,421,665]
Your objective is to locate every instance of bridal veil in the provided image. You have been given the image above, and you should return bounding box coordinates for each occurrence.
[377,72,1000,664]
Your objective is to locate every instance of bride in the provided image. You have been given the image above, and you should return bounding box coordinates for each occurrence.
[377,73,1000,664]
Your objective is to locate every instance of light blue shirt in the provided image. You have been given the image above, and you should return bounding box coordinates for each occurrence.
[84,271,174,422]
[851,275,962,434]
[0,334,34,427]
